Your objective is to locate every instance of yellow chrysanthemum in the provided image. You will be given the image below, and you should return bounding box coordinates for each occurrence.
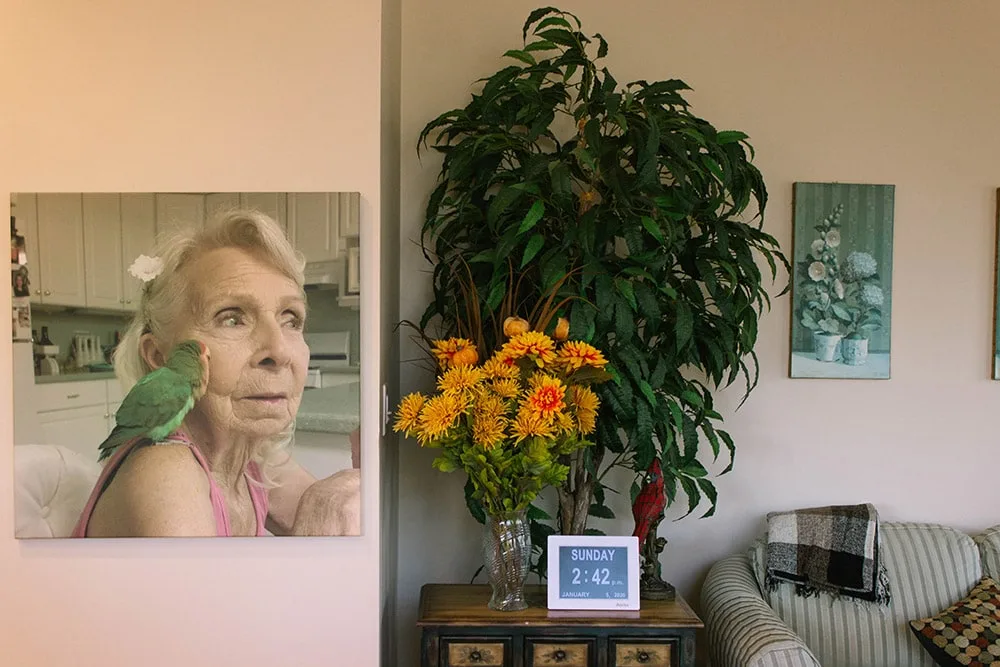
[512,407,556,443]
[524,374,566,419]
[490,378,521,400]
[557,340,608,372]
[576,407,597,435]
[482,354,519,380]
[555,410,576,434]
[501,331,557,367]
[570,385,600,412]
[417,393,466,443]
[431,337,477,370]
[473,415,507,450]
[393,392,426,434]
[437,364,484,396]
[475,391,507,421]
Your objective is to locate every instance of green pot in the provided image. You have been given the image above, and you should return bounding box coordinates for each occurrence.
[841,337,869,366]
[813,332,842,362]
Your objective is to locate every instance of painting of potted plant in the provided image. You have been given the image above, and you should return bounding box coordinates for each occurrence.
[840,252,884,365]
[790,182,894,379]
[796,203,847,362]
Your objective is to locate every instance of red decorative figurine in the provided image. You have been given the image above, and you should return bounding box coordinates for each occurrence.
[631,458,675,600]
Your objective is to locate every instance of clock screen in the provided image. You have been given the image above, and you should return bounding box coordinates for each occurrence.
[558,545,629,599]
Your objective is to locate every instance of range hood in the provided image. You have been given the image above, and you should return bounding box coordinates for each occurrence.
[303,259,340,289]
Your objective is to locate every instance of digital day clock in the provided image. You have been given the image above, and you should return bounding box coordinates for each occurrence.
[547,535,640,610]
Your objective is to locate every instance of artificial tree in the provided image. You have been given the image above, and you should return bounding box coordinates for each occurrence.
[415,7,788,573]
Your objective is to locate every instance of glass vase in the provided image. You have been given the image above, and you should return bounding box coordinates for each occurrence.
[482,509,530,611]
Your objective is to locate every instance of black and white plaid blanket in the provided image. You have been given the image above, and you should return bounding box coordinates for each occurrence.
[765,503,891,605]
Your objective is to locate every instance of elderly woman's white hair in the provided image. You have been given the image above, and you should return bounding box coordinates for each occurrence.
[113,208,306,474]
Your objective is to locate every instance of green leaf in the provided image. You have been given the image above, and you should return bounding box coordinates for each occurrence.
[696,479,718,518]
[675,301,693,348]
[638,380,657,407]
[527,504,552,521]
[503,49,537,66]
[615,278,637,310]
[588,504,615,519]
[520,233,545,268]
[518,199,545,235]
[715,130,748,145]
[641,215,665,244]
[486,281,506,311]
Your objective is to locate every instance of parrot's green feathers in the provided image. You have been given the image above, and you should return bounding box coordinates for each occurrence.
[96,340,207,461]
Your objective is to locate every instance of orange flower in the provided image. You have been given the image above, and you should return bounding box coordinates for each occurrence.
[524,375,566,419]
[431,338,477,370]
[501,331,557,367]
[557,341,608,372]
[553,317,570,341]
[503,316,530,338]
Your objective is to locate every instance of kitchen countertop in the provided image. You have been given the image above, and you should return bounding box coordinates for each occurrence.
[35,371,117,384]
[295,382,360,434]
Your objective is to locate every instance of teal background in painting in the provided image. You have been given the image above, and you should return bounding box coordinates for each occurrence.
[792,183,895,354]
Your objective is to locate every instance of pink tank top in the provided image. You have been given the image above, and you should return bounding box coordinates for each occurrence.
[71,433,269,537]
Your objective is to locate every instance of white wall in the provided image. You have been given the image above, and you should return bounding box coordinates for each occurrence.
[398,0,1000,662]
[0,2,393,666]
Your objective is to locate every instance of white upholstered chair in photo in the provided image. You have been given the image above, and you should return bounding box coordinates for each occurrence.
[14,444,101,539]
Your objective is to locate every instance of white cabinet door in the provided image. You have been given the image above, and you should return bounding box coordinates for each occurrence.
[37,405,108,462]
[205,193,242,226]
[288,193,340,263]
[242,193,287,235]
[36,194,87,307]
[13,194,42,304]
[82,194,125,310]
[338,192,360,238]
[120,194,157,310]
[156,194,205,236]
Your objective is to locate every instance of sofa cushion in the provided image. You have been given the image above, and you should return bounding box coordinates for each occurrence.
[908,576,1000,666]
[750,522,983,667]
[976,525,1000,582]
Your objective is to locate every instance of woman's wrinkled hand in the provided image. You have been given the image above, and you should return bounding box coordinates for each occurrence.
[291,468,360,536]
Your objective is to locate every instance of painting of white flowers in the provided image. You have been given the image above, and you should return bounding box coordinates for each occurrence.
[790,182,895,379]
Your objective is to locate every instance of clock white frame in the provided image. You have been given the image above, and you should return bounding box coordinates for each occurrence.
[546,535,640,610]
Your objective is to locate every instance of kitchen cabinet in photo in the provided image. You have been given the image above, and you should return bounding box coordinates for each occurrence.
[205,193,287,233]
[83,194,157,312]
[156,193,205,236]
[17,194,88,308]
[288,193,341,264]
[32,380,121,462]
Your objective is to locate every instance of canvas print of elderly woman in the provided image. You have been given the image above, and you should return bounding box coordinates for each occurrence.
[69,209,360,538]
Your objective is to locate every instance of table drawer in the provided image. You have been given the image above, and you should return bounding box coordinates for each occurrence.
[610,639,675,667]
[527,637,594,666]
[34,380,107,412]
[441,637,510,667]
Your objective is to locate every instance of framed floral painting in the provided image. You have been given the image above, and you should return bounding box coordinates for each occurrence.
[790,182,895,379]
[993,189,1000,379]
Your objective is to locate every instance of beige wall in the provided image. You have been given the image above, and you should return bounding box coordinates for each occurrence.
[0,2,392,666]
[398,0,1000,662]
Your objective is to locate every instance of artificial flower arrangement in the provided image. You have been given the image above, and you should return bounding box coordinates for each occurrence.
[393,316,612,517]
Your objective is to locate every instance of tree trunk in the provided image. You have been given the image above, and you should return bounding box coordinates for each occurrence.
[556,449,597,535]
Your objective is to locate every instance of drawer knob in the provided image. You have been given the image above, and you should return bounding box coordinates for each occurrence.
[469,650,482,662]
[636,650,650,663]
[553,649,567,662]
[66,393,80,399]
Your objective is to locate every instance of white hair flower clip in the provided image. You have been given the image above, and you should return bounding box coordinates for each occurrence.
[128,254,164,283]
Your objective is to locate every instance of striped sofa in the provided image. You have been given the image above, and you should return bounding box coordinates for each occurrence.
[701,522,1000,667]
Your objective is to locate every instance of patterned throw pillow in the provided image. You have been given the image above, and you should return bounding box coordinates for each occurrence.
[909,577,1000,666]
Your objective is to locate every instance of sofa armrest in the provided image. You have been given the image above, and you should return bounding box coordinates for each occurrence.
[701,554,821,667]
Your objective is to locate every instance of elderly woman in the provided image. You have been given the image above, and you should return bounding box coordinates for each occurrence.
[72,209,360,537]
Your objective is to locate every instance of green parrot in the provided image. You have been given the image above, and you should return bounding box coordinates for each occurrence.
[97,339,211,462]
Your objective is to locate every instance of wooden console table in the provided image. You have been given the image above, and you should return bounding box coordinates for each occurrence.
[417,584,702,667]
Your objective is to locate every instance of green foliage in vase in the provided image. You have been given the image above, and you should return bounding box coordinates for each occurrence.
[415,7,788,549]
